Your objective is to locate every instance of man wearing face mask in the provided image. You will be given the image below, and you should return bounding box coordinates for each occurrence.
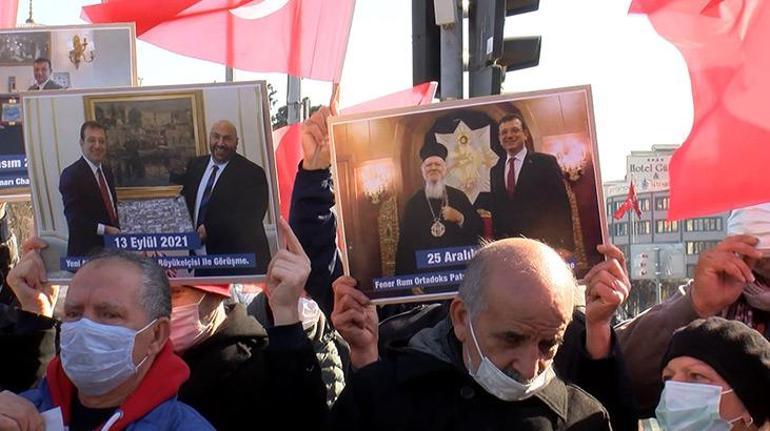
[617,202,770,415]
[643,317,770,430]
[0,250,213,430]
[327,238,611,430]
[0,220,326,430]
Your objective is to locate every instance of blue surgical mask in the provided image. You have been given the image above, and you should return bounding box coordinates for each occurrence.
[655,381,749,431]
[60,318,156,396]
[465,319,554,401]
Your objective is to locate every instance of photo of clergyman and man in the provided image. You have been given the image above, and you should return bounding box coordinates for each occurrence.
[23,82,278,282]
[331,87,605,302]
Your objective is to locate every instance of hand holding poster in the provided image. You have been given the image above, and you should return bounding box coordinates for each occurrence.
[330,86,608,303]
[23,81,279,283]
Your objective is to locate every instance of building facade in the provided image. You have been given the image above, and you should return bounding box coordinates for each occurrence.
[605,146,729,279]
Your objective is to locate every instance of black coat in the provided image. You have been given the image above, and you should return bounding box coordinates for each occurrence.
[181,154,271,275]
[59,157,119,257]
[179,303,327,430]
[489,151,574,251]
[328,319,612,431]
[395,185,482,275]
[0,305,57,393]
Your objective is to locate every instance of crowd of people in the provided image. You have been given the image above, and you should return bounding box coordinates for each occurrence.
[0,106,768,430]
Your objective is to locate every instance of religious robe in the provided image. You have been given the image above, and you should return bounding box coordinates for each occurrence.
[395,185,482,276]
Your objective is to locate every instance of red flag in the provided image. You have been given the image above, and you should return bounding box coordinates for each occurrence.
[0,0,19,28]
[630,0,770,220]
[82,0,356,82]
[274,82,438,219]
[613,182,642,220]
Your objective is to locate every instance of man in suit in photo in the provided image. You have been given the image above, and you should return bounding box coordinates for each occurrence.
[489,113,574,252]
[59,121,120,257]
[27,57,63,91]
[181,120,271,276]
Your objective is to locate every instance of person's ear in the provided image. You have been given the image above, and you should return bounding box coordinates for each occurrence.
[450,298,470,344]
[148,317,170,356]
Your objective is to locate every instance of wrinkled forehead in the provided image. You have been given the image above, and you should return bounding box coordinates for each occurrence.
[422,156,445,167]
[484,271,573,329]
[210,121,237,138]
[67,259,144,308]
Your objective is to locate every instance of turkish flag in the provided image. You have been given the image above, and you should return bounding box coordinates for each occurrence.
[613,182,642,220]
[630,0,770,220]
[0,0,19,28]
[274,82,438,219]
[82,0,356,82]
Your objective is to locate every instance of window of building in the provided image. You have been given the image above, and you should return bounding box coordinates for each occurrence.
[685,240,720,255]
[655,197,669,211]
[656,220,679,233]
[634,221,651,235]
[638,198,650,212]
[684,217,723,232]
[613,222,628,236]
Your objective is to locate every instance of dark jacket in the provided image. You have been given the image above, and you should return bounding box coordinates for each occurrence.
[181,154,271,275]
[615,283,702,416]
[59,157,119,257]
[28,80,63,90]
[178,303,327,430]
[379,305,638,431]
[0,305,56,393]
[489,151,574,251]
[248,293,350,406]
[289,164,343,318]
[328,317,612,430]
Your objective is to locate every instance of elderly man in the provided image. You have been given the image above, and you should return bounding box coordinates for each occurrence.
[0,218,327,430]
[328,238,611,430]
[180,120,271,276]
[394,137,481,275]
[489,113,573,252]
[27,57,63,91]
[0,250,213,430]
[59,121,120,258]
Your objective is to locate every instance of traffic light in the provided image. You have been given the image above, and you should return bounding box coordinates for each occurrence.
[469,0,541,97]
[412,0,442,97]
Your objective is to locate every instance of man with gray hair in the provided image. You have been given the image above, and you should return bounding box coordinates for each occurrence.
[0,249,213,430]
[328,238,611,430]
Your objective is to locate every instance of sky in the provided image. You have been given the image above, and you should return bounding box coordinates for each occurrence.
[12,0,695,182]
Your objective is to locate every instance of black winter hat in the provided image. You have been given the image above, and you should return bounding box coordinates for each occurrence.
[419,134,448,161]
[661,317,770,425]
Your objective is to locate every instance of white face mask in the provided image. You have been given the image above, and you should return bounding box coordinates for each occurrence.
[60,318,155,396]
[465,319,555,401]
[170,297,212,353]
[655,381,751,431]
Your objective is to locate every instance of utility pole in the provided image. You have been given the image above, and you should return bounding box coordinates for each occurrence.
[287,76,302,124]
[437,0,463,100]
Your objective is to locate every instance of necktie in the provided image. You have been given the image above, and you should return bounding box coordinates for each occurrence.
[97,167,118,226]
[196,165,219,227]
[506,158,516,198]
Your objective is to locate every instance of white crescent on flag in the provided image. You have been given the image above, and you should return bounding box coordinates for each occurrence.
[230,0,291,20]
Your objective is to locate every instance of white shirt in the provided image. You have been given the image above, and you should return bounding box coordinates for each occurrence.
[503,146,528,187]
[193,157,230,255]
[83,156,117,235]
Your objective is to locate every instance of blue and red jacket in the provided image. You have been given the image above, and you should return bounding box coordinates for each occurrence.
[21,343,213,431]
